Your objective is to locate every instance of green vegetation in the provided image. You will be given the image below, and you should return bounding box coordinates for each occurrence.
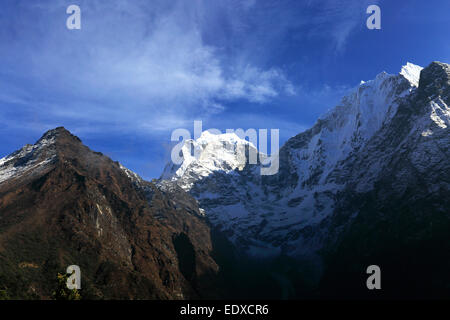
[0,288,9,300]
[52,272,81,300]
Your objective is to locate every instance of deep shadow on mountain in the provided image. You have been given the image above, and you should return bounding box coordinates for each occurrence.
[318,190,450,299]
[208,226,322,299]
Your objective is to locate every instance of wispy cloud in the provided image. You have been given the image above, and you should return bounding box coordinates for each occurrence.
[0,0,297,136]
[0,0,379,140]
[304,0,380,52]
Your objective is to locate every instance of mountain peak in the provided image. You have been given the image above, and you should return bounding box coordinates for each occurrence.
[418,61,450,96]
[200,129,255,147]
[399,62,423,87]
[0,127,85,185]
[161,130,257,185]
[38,126,82,145]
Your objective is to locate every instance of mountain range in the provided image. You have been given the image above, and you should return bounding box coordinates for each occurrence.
[0,61,449,299]
[161,61,450,298]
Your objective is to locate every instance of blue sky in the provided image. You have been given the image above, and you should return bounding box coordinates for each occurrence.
[0,0,449,179]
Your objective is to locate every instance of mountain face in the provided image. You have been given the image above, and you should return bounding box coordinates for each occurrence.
[319,61,450,298]
[161,62,427,253]
[0,128,219,299]
[161,61,450,296]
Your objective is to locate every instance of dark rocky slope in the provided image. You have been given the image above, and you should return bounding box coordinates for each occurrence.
[318,61,450,299]
[0,127,219,299]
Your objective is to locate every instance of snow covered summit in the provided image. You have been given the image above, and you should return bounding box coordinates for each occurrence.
[161,130,259,189]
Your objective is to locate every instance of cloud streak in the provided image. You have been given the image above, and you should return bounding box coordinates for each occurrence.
[0,0,298,136]
[0,0,379,141]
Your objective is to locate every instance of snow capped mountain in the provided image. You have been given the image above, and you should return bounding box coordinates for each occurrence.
[161,130,259,190]
[340,61,450,193]
[400,62,423,87]
[160,61,449,258]
[1,61,445,264]
[0,62,447,299]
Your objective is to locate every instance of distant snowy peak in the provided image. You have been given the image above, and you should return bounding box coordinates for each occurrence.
[320,63,421,123]
[305,62,419,171]
[361,62,422,88]
[400,62,423,87]
[161,130,258,187]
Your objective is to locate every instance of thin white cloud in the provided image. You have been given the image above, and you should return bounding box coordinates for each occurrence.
[0,0,295,130]
[305,0,380,52]
[0,0,373,138]
[222,66,296,103]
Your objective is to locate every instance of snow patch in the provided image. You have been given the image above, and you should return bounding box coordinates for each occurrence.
[400,62,423,87]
